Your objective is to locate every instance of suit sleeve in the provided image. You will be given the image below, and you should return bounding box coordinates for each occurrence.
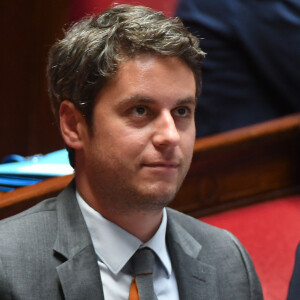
[287,243,300,300]
[225,230,264,300]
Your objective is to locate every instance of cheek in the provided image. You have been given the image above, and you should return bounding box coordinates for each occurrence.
[110,127,150,157]
[181,130,195,157]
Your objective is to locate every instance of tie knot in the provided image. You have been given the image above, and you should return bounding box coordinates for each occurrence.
[131,247,156,276]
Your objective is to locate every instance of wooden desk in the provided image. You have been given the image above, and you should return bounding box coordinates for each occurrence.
[0,175,73,219]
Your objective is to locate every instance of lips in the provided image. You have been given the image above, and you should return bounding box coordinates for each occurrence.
[142,162,180,168]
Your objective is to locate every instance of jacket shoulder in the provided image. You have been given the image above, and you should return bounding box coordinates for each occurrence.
[0,196,57,223]
[0,197,58,252]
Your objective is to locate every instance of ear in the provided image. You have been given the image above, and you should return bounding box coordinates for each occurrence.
[59,100,88,150]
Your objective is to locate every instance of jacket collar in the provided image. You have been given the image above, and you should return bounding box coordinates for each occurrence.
[166,208,219,300]
[53,183,105,300]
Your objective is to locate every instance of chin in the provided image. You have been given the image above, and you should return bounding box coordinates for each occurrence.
[135,186,178,210]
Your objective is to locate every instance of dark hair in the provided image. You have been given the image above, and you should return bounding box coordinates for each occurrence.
[47,4,205,167]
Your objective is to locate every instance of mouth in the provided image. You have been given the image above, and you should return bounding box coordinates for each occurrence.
[142,162,180,169]
[140,161,182,181]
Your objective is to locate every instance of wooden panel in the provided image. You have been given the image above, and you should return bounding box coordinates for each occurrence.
[0,0,69,161]
[0,114,299,219]
[0,175,73,220]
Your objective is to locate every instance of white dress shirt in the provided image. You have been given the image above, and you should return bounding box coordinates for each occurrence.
[76,191,179,300]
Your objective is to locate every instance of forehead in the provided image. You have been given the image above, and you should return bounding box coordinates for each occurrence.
[99,54,196,104]
[118,54,194,80]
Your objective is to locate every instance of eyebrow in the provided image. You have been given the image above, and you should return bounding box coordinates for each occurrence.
[176,97,197,106]
[118,95,196,108]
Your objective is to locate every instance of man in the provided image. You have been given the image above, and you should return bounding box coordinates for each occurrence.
[0,5,263,299]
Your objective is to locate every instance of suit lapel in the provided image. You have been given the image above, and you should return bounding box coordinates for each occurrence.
[166,210,219,300]
[53,184,105,300]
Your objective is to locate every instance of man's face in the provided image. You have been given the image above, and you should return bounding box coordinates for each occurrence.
[80,55,196,212]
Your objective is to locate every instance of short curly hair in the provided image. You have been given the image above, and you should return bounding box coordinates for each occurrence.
[47,4,205,167]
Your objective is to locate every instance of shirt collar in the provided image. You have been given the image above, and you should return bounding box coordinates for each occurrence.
[76,191,172,277]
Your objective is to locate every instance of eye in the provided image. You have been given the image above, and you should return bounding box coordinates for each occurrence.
[133,106,147,116]
[174,107,189,117]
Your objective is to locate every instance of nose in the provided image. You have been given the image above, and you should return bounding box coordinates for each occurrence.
[152,110,180,148]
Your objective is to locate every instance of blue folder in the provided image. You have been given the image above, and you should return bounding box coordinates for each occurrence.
[0,149,73,191]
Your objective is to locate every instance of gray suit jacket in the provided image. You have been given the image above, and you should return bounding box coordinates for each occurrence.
[0,184,263,299]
